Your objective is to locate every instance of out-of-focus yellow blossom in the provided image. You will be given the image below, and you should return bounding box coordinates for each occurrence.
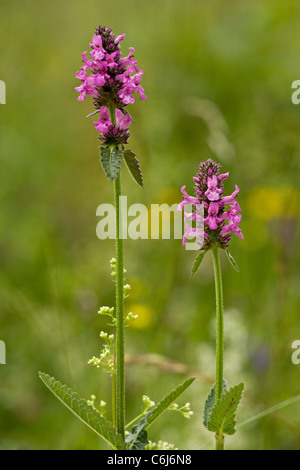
[246,186,300,220]
[127,304,153,330]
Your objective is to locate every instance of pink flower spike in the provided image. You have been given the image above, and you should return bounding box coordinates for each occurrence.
[75,26,146,146]
[178,159,243,251]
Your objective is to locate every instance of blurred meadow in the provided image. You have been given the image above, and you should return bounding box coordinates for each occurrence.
[1,0,300,450]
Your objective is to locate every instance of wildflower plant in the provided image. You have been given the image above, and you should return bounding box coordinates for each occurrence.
[38,26,194,450]
[178,159,244,450]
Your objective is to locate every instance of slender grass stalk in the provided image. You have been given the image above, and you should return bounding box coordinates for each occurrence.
[212,245,224,450]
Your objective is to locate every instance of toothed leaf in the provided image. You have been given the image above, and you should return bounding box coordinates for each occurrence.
[126,377,195,449]
[100,146,123,182]
[203,380,228,429]
[225,250,240,272]
[39,372,126,450]
[207,383,244,436]
[124,149,144,188]
[191,251,206,278]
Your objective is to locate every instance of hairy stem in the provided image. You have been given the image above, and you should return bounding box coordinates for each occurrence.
[215,433,224,451]
[114,170,125,438]
[108,102,125,437]
[112,369,116,428]
[212,246,224,450]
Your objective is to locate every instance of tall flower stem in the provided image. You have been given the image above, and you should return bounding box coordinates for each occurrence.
[212,245,224,450]
[114,172,125,438]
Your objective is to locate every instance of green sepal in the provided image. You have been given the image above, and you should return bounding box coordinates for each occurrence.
[123,149,144,188]
[207,383,245,436]
[38,372,126,450]
[225,249,240,272]
[100,146,123,182]
[191,251,206,278]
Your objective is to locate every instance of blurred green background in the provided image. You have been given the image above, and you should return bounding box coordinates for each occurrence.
[0,0,300,450]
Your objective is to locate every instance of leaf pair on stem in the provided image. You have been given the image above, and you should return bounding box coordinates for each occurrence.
[39,372,195,450]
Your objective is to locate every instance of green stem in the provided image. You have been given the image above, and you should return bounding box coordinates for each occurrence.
[215,433,224,450]
[108,101,125,437]
[212,246,224,450]
[114,172,125,439]
[111,369,116,428]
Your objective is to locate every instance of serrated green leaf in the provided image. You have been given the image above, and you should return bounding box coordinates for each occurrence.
[191,251,206,278]
[225,250,240,272]
[203,380,227,429]
[146,377,195,428]
[126,377,195,449]
[39,372,126,450]
[100,146,123,182]
[207,383,244,436]
[123,149,144,188]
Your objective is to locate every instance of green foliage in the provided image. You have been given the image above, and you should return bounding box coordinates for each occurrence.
[100,146,123,182]
[203,380,227,429]
[206,383,245,436]
[126,417,148,450]
[146,377,195,428]
[1,0,300,450]
[225,250,240,272]
[126,377,195,449]
[191,251,206,278]
[38,372,126,450]
[123,149,144,188]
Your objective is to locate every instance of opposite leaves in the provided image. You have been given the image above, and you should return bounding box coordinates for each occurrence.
[39,372,126,450]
